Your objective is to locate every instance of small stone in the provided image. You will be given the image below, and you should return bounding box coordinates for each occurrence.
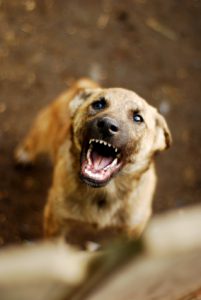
[159,100,171,115]
[0,102,6,113]
[97,14,110,29]
[89,63,107,82]
[0,237,4,246]
[183,167,196,187]
[24,0,36,11]
[24,177,36,190]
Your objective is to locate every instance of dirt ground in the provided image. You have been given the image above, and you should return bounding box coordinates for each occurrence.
[0,0,200,247]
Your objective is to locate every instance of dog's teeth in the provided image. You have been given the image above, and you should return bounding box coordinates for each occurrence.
[103,142,107,146]
[99,140,103,144]
[85,168,93,177]
[108,144,111,147]
[104,158,118,170]
[89,140,92,144]
[115,148,118,153]
[111,158,118,167]
[87,148,92,165]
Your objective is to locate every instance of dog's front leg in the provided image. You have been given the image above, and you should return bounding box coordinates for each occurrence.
[126,165,157,238]
[43,197,62,238]
[43,154,76,239]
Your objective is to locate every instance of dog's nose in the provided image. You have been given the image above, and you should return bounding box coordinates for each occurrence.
[97,117,119,136]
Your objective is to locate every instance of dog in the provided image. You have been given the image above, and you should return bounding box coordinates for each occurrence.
[15,78,172,248]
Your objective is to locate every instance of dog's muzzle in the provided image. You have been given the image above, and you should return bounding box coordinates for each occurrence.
[96,117,119,137]
[79,116,125,187]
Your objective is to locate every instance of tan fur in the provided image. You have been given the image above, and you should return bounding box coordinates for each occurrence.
[15,78,171,248]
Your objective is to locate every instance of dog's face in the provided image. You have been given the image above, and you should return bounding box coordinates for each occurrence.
[70,88,171,188]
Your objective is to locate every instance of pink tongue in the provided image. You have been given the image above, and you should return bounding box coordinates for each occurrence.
[91,151,113,170]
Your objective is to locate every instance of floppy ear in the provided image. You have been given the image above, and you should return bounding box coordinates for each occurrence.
[69,77,101,116]
[153,113,172,152]
[69,88,93,117]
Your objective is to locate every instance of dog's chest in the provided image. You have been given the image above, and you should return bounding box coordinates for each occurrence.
[63,217,124,249]
[59,193,126,247]
[64,189,126,228]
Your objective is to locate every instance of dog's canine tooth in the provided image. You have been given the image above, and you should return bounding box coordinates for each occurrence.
[87,147,92,165]
[111,158,118,167]
[104,157,118,170]
[115,148,118,153]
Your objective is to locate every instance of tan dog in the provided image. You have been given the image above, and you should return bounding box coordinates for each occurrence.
[15,78,171,248]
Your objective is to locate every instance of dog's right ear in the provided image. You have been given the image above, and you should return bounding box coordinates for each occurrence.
[153,113,172,152]
[69,89,93,117]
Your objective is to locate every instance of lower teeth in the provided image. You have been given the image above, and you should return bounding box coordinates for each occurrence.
[104,158,118,170]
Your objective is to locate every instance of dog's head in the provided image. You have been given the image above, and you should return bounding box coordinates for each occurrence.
[70,87,172,187]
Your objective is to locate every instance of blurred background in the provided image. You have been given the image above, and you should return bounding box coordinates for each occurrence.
[0,0,200,247]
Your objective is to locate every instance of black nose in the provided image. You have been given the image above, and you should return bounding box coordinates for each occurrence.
[97,117,119,136]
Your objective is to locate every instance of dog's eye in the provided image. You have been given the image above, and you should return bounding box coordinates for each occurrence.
[91,98,106,110]
[133,113,144,123]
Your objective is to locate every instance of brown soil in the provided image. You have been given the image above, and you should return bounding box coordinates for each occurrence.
[0,0,200,247]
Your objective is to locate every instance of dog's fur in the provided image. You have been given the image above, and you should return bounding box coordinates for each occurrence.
[15,78,171,248]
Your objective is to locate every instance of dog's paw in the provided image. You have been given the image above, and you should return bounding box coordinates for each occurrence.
[14,146,34,168]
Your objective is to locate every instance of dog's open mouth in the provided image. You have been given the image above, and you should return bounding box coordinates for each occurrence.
[80,139,122,187]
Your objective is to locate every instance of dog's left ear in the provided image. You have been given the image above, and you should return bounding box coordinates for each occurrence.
[69,88,93,117]
[153,113,172,152]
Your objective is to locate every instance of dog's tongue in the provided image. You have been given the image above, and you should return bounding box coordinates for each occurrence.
[91,151,113,170]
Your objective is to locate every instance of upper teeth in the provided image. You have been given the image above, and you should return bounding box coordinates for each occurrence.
[89,139,119,153]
